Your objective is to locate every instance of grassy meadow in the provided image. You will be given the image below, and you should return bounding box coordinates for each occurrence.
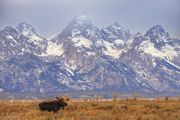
[1,98,180,120]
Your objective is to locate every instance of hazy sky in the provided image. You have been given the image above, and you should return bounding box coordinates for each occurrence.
[0,0,180,38]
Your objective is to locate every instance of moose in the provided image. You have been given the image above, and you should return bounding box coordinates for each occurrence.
[39,97,69,113]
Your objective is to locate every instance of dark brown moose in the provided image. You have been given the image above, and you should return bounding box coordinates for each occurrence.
[39,97,68,113]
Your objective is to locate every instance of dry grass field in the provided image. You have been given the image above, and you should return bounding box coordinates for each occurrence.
[1,98,180,120]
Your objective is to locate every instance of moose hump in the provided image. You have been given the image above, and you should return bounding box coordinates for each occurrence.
[39,97,68,113]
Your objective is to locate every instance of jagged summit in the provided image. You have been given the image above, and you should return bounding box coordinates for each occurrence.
[69,13,92,27]
[4,26,15,31]
[144,25,170,49]
[17,22,35,29]
[111,22,126,30]
[145,25,169,39]
[57,14,99,42]
[2,26,18,36]
[101,22,131,42]
[15,22,45,43]
[16,22,36,35]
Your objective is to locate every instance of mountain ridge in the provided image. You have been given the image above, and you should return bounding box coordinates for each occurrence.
[0,14,179,94]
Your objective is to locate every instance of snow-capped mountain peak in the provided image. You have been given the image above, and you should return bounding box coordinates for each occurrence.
[4,26,16,32]
[101,22,131,42]
[111,22,126,30]
[57,14,100,43]
[16,22,36,36]
[135,25,179,62]
[70,13,92,27]
[145,25,169,39]
[144,25,170,50]
[16,22,44,43]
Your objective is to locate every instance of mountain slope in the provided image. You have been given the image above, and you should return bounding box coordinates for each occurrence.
[0,14,179,94]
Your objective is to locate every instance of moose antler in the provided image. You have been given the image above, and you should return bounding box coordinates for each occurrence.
[56,96,60,101]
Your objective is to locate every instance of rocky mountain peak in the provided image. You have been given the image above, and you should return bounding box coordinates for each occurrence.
[101,22,131,42]
[145,25,169,39]
[57,14,99,42]
[67,13,93,29]
[111,22,126,30]
[0,27,19,42]
[4,26,15,32]
[144,25,170,49]
[16,22,37,37]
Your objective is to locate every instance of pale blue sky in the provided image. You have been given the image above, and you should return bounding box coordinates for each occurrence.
[0,0,180,38]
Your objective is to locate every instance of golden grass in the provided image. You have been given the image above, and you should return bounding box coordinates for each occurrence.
[1,98,180,120]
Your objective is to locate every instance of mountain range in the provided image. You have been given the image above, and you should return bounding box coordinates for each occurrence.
[0,14,179,95]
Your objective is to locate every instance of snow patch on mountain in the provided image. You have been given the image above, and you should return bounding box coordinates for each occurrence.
[86,51,96,56]
[103,40,123,59]
[16,22,44,45]
[72,30,81,37]
[6,36,14,39]
[29,35,44,42]
[140,40,178,61]
[65,60,77,71]
[65,67,74,76]
[113,39,125,45]
[163,59,180,70]
[71,36,93,48]
[94,39,125,59]
[6,36,17,43]
[161,45,178,60]
[140,40,165,58]
[42,42,64,56]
